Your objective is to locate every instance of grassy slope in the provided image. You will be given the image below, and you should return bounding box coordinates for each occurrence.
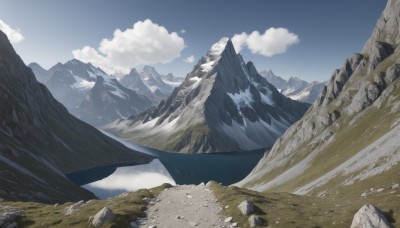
[1,184,171,228]
[211,182,399,228]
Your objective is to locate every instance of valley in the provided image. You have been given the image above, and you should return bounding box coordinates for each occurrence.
[0,0,399,227]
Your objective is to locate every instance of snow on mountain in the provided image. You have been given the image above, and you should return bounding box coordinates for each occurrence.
[259,70,326,104]
[30,60,153,126]
[0,30,152,203]
[119,66,183,103]
[105,37,310,153]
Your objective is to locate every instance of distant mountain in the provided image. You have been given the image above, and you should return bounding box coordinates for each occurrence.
[106,38,310,153]
[259,70,326,104]
[76,75,153,126]
[236,0,400,203]
[0,30,152,203]
[119,66,183,102]
[30,60,153,126]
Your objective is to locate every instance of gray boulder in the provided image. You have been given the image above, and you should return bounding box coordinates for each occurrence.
[92,207,115,227]
[350,204,392,228]
[248,215,263,227]
[237,200,254,215]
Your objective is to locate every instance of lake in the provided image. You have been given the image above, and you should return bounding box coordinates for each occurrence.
[67,131,265,199]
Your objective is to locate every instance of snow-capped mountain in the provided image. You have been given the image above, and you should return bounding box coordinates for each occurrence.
[106,37,310,153]
[119,66,183,102]
[0,30,152,203]
[259,70,326,104]
[76,75,153,126]
[236,0,400,201]
[30,60,153,126]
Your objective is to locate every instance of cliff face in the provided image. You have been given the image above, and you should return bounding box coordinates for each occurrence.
[236,0,400,198]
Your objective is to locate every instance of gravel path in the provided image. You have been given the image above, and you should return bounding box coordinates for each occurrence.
[137,183,232,228]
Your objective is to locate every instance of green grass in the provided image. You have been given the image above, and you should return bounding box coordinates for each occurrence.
[1,183,172,228]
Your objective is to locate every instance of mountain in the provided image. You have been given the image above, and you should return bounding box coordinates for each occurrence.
[119,66,183,102]
[236,0,400,201]
[76,75,153,126]
[0,30,152,203]
[30,60,153,126]
[106,38,310,153]
[259,70,326,104]
[28,62,51,82]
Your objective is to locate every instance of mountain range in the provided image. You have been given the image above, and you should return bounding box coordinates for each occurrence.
[29,60,155,126]
[119,66,183,103]
[236,0,400,202]
[105,38,310,153]
[0,30,152,203]
[259,70,326,104]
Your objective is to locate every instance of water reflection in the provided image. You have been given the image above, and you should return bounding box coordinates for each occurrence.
[82,159,175,199]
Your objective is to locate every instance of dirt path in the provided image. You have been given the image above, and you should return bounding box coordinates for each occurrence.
[137,183,232,228]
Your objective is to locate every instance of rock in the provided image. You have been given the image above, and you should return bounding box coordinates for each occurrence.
[361,192,367,197]
[225,205,229,209]
[206,181,213,187]
[386,63,400,83]
[377,188,385,193]
[224,217,233,223]
[392,183,399,189]
[148,226,157,228]
[176,215,183,220]
[350,204,391,228]
[248,215,263,227]
[0,212,20,227]
[238,200,255,215]
[92,207,115,227]
[199,182,205,186]
[130,221,139,228]
[232,222,238,227]
[189,221,198,226]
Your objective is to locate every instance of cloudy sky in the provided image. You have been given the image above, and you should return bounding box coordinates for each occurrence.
[0,0,386,81]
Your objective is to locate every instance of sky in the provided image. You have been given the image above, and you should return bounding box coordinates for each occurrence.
[0,0,387,82]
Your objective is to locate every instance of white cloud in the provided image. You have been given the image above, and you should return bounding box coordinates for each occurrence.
[183,55,195,63]
[0,19,24,44]
[180,29,186,34]
[73,19,185,75]
[232,27,299,57]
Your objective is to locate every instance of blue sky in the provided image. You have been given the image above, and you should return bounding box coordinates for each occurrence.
[0,0,386,81]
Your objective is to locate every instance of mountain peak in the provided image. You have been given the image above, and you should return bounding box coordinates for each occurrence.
[199,37,236,73]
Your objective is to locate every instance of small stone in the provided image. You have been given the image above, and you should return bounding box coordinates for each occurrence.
[92,207,115,227]
[361,192,367,197]
[390,191,396,194]
[350,204,391,228]
[224,217,233,223]
[225,205,229,209]
[176,215,183,219]
[148,226,157,228]
[187,195,193,199]
[232,222,238,227]
[238,200,254,215]
[206,181,213,187]
[189,221,198,226]
[248,215,263,227]
[156,199,161,202]
[143,197,149,201]
[199,182,205,186]
[392,183,399,189]
[130,222,139,228]
[376,188,384,192]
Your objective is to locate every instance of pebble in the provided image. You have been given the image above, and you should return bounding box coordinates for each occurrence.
[232,222,238,227]
[376,188,384,192]
[225,205,229,209]
[189,221,198,226]
[392,183,399,189]
[224,217,233,223]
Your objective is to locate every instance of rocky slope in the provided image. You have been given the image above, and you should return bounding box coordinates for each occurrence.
[260,70,326,104]
[236,0,400,203]
[119,66,183,103]
[0,31,152,203]
[30,60,153,126]
[106,38,310,153]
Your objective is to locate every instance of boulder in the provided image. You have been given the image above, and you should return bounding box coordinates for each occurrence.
[92,207,115,227]
[248,215,263,227]
[237,200,255,215]
[350,204,392,228]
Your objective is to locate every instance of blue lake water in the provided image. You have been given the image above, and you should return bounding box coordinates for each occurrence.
[67,131,265,199]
